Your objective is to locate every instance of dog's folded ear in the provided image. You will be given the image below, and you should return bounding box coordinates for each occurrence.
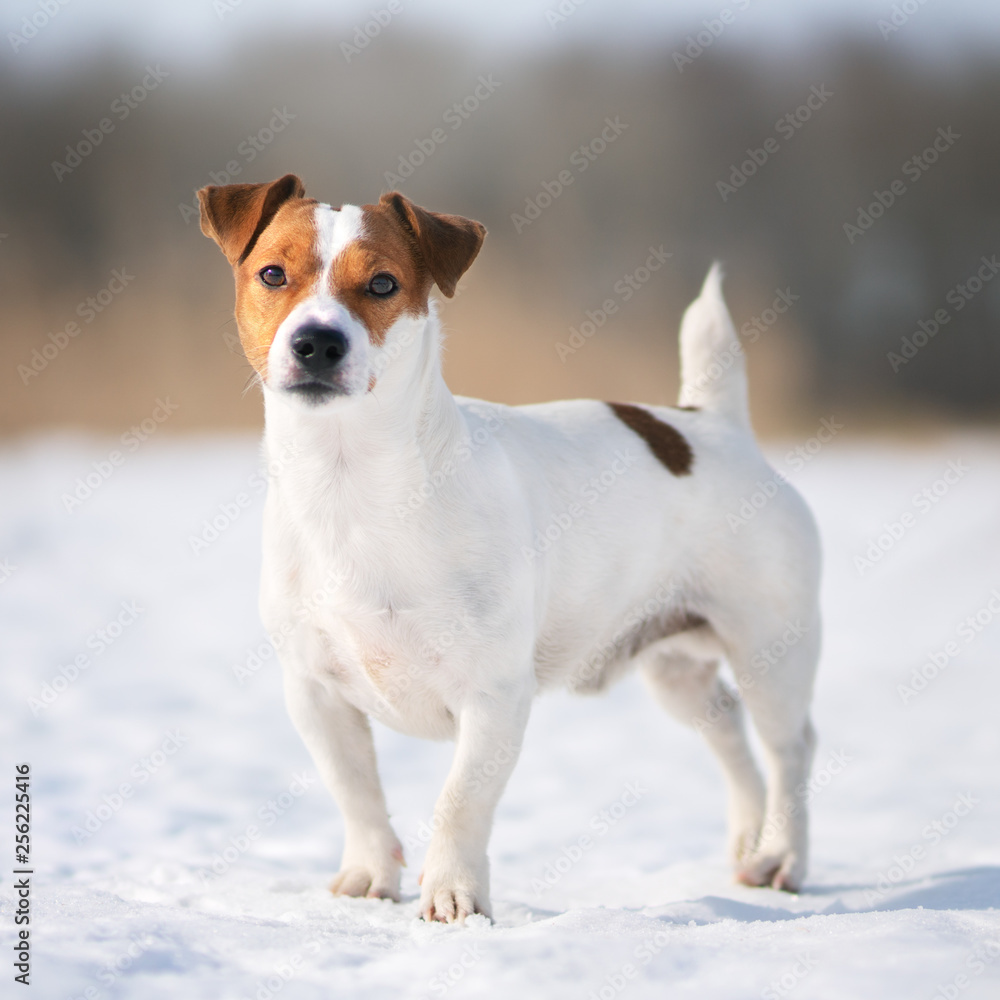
[198,174,306,266]
[380,192,486,298]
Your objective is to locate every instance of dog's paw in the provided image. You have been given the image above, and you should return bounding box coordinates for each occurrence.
[736,849,805,893]
[330,843,404,901]
[418,861,491,923]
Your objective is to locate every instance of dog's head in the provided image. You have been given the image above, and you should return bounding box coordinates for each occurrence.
[198,174,485,404]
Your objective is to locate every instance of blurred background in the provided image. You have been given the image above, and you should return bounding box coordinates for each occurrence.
[7,8,1000,990]
[3,0,1000,437]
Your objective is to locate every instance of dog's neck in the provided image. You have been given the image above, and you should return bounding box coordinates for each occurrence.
[260,303,464,518]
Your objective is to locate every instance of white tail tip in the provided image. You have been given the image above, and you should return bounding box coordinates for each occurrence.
[677,263,749,424]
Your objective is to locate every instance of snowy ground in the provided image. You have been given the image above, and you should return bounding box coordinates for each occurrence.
[2,430,999,1000]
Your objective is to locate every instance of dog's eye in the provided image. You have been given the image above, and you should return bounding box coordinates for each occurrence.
[368,273,398,297]
[259,266,286,287]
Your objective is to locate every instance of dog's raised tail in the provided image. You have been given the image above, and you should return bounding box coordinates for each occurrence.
[677,263,749,425]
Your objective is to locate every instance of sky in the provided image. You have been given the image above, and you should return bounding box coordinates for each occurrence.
[5,0,1000,74]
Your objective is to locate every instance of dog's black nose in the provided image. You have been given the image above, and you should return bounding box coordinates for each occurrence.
[290,325,349,372]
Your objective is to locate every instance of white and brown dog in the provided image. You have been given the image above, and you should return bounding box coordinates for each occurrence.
[198,174,821,922]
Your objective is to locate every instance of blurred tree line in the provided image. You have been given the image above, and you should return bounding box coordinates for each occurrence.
[1,32,998,431]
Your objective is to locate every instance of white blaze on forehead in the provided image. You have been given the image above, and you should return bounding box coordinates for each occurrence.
[314,203,363,291]
[266,203,368,392]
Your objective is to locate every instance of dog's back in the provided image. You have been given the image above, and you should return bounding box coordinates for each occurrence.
[198,176,822,916]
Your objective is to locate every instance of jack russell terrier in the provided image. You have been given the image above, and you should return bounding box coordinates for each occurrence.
[198,174,821,922]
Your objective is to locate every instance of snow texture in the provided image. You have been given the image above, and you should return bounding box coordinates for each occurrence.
[2,431,999,1000]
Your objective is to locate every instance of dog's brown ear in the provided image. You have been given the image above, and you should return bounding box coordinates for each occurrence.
[198,174,306,266]
[380,191,486,297]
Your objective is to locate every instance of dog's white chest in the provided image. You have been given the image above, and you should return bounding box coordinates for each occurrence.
[273,562,462,740]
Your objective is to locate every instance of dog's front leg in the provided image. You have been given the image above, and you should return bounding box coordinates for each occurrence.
[420,691,532,923]
[283,668,404,900]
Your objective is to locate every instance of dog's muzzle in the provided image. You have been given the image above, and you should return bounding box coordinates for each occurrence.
[287,324,350,401]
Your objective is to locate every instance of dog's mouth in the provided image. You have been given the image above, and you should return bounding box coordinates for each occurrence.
[284,378,344,404]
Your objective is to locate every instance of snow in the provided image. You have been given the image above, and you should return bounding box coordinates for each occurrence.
[2,430,999,1000]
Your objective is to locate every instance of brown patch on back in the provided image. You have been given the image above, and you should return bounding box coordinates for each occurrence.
[607,402,693,476]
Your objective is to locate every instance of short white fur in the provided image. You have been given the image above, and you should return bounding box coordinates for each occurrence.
[254,244,822,921]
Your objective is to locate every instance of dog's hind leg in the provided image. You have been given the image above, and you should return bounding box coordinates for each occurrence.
[728,617,820,892]
[640,645,766,867]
